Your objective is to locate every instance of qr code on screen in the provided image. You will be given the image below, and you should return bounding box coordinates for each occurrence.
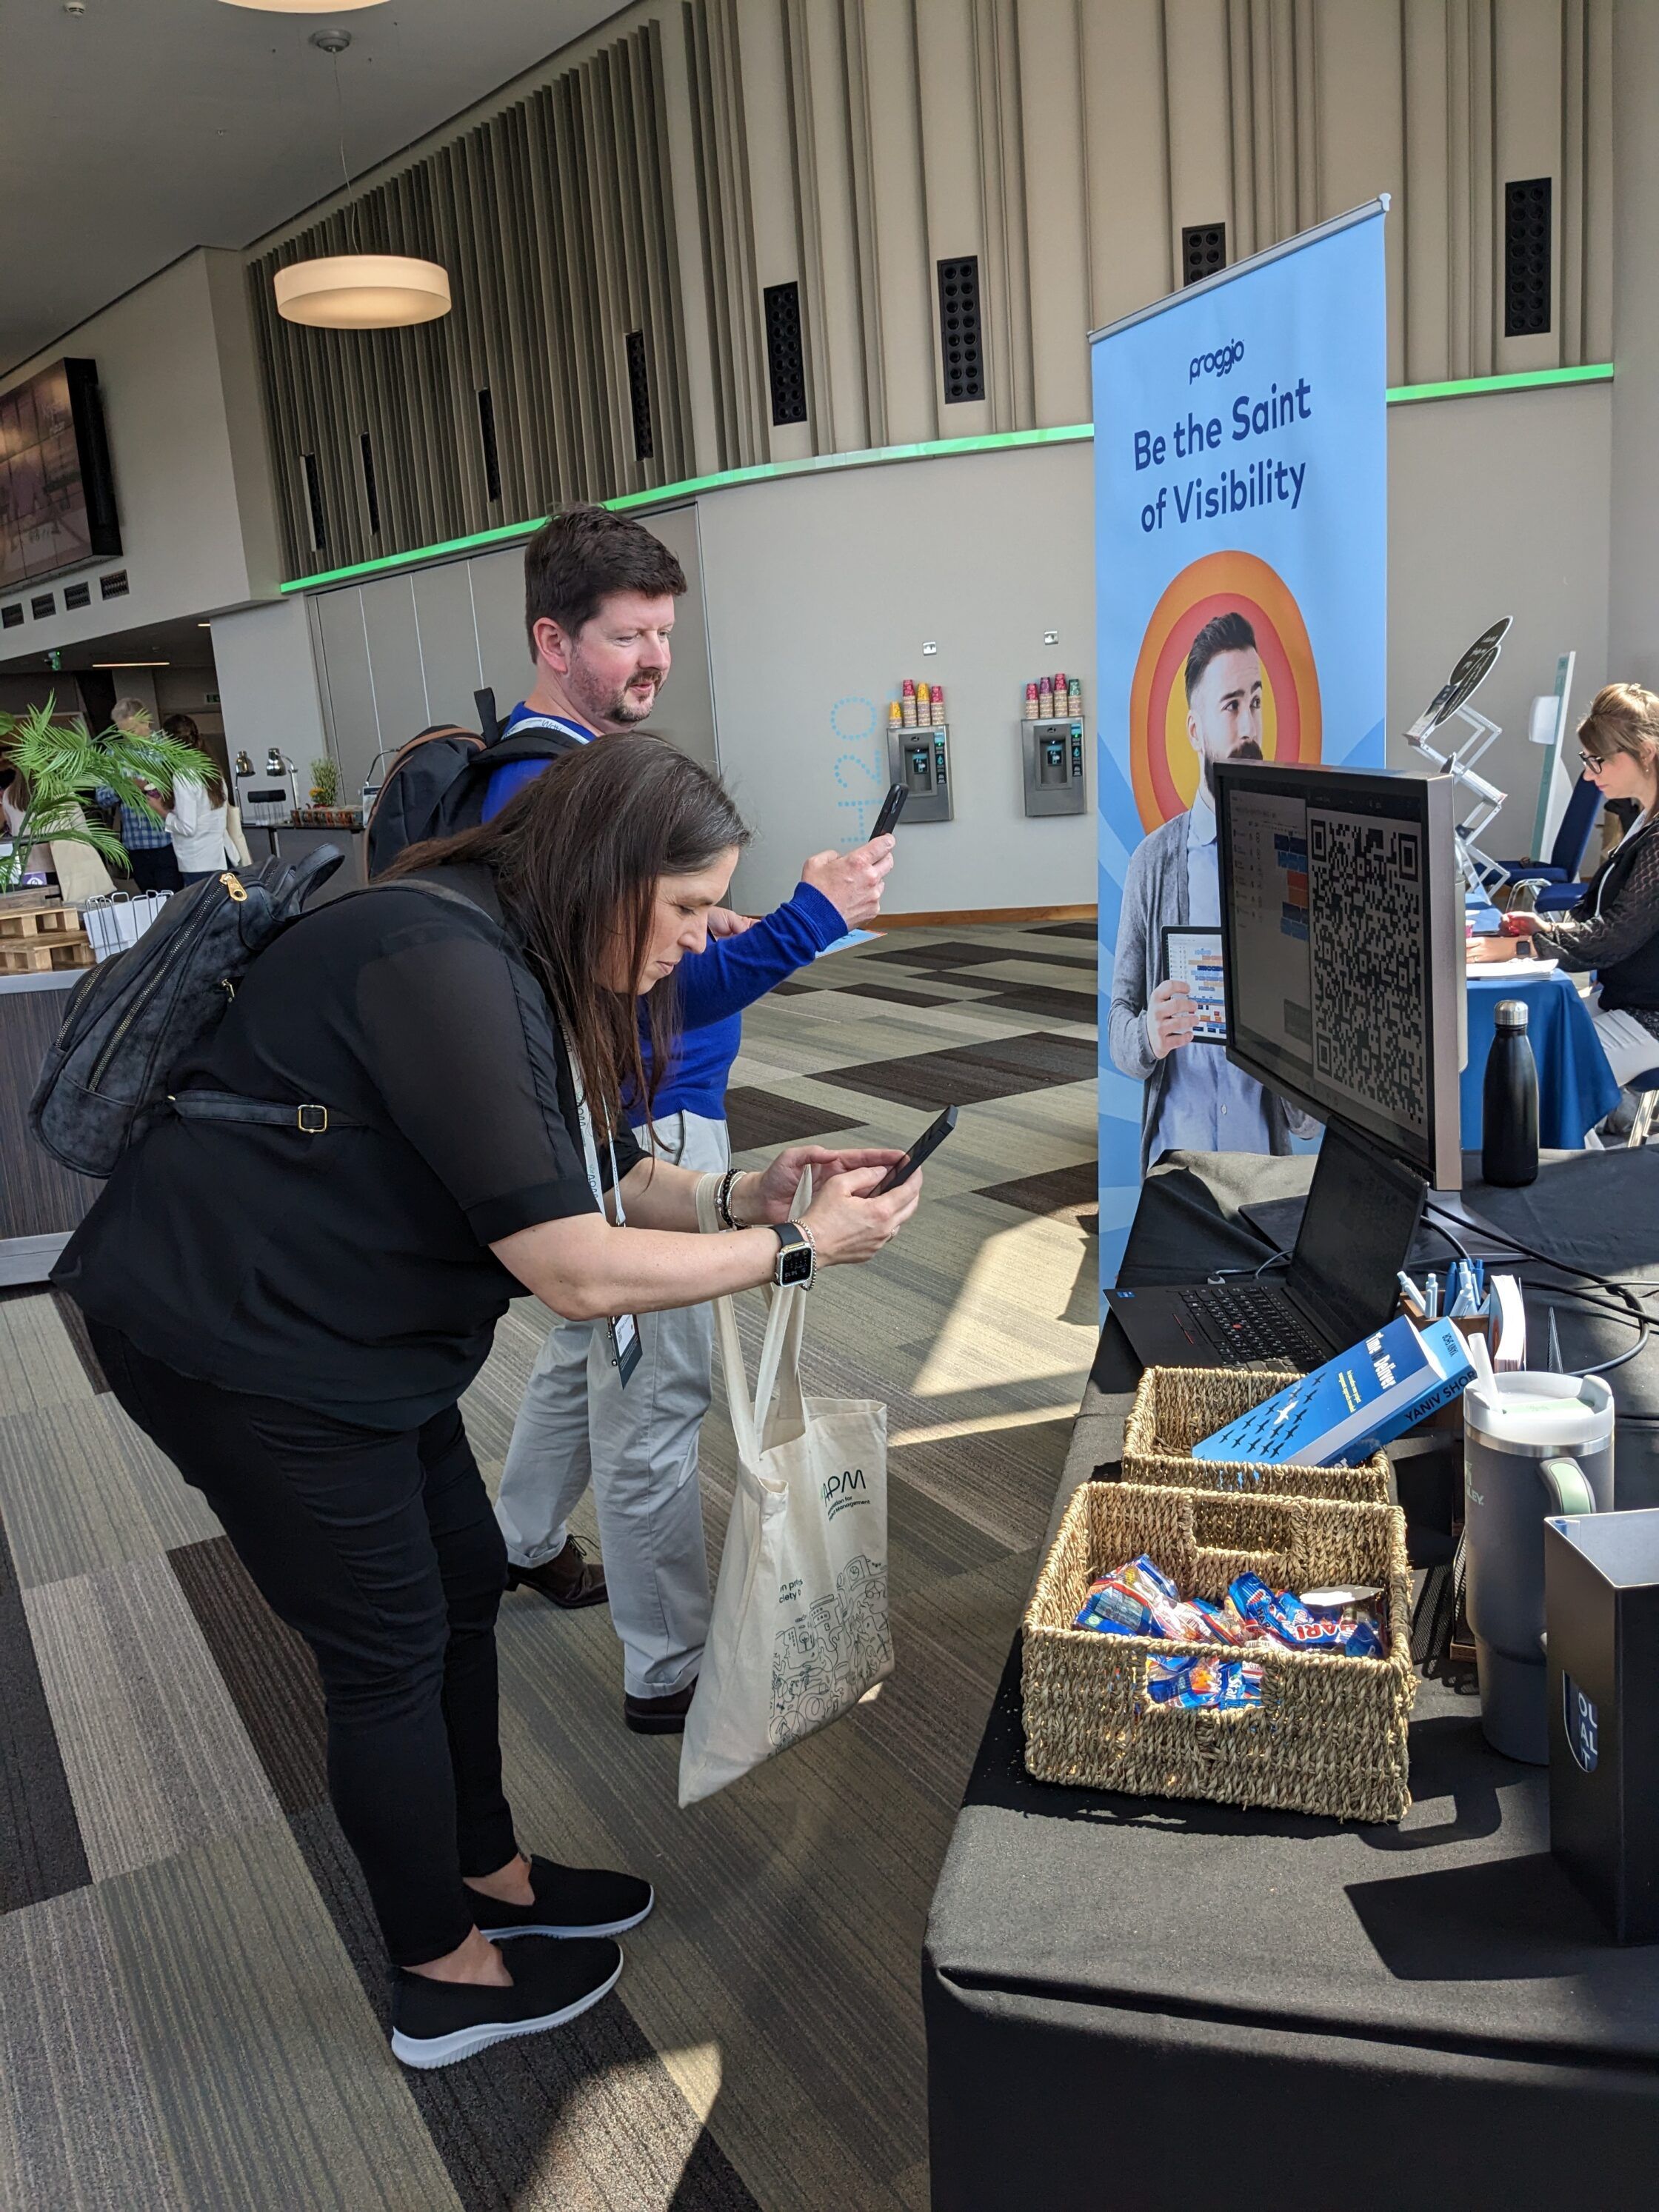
[1306,811,1426,1133]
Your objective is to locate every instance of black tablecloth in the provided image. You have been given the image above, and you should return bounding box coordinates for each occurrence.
[924,1149,1659,2212]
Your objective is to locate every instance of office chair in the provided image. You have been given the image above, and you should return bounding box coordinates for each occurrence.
[1492,774,1602,915]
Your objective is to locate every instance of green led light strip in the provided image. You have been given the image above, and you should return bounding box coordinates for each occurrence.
[279,363,1612,595]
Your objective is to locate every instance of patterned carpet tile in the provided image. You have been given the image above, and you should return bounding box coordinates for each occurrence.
[0,1502,89,1914]
[855,940,1029,969]
[0,1293,96,1414]
[722,1088,872,1152]
[0,1881,184,2212]
[810,1032,1096,1109]
[978,985,1098,1024]
[170,1536,329,1818]
[0,1395,220,1590]
[101,1822,457,2212]
[26,1557,281,1882]
[977,1161,1101,1222]
[51,1292,110,1395]
[292,1805,761,2212]
[1024,920,1097,941]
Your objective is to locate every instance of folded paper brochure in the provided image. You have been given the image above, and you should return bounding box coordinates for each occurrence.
[1192,1314,1476,1468]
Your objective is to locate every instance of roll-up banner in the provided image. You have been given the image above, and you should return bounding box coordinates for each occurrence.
[1094,199,1389,1292]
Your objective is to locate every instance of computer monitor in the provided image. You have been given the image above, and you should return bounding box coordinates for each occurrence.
[1212,758,1463,1189]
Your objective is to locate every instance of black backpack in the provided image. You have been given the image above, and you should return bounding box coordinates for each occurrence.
[363,687,587,876]
[30,847,346,1178]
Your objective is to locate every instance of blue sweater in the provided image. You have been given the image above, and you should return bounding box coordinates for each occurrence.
[484,713,847,1124]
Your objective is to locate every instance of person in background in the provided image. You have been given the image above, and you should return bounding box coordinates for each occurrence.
[147,721,238,885]
[490,507,894,1735]
[1,748,117,901]
[96,697,181,892]
[1472,683,1659,1095]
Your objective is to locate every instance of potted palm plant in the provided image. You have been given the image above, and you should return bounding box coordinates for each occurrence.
[0,697,213,899]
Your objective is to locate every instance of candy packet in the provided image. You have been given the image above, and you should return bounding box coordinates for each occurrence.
[1145,1654,1262,1708]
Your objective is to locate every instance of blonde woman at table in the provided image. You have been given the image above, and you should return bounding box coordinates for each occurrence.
[1470,683,1659,1090]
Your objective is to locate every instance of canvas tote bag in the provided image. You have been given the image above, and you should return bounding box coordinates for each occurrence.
[679,1176,892,1807]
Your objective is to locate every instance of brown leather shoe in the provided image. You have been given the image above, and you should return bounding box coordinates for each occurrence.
[623,1679,698,1735]
[505,1537,608,1611]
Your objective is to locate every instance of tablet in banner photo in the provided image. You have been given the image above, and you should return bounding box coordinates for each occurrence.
[1095,203,1388,1290]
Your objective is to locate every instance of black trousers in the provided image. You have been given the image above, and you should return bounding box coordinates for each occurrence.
[126,846,182,892]
[90,1323,518,1966]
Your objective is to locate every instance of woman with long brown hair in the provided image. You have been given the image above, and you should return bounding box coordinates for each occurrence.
[54,735,920,2070]
[1473,684,1659,1093]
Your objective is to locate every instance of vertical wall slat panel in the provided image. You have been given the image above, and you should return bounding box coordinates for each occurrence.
[244,0,1615,584]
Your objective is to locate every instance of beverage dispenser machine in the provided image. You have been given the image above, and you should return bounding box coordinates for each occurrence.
[887,724,953,823]
[1021,718,1086,817]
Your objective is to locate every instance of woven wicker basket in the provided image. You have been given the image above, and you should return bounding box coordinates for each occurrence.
[1121,1366,1393,1506]
[1022,1480,1415,1822]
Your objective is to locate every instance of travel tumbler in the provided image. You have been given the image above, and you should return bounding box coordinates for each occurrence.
[1483,998,1539,1186]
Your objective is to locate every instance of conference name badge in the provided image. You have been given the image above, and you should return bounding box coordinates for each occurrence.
[609,1311,641,1387]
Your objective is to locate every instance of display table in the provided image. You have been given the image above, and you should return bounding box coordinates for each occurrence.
[1463,965,1620,1149]
[924,1149,1659,2212]
[0,969,96,1284]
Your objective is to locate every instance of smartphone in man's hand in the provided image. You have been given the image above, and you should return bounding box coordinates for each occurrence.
[872,785,909,838]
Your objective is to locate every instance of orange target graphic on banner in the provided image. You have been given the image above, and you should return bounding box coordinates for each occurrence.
[1127,550,1321,832]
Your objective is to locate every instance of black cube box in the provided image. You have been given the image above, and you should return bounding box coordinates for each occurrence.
[1545,1508,1659,1943]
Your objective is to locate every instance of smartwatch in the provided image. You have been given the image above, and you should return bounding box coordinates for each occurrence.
[770,1222,816,1290]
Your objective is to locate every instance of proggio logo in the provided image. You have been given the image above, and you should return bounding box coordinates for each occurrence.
[1189,338,1245,383]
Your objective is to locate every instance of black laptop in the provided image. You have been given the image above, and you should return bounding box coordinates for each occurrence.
[1106,1120,1426,1371]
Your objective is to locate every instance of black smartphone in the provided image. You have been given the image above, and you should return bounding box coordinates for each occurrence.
[872,1104,957,1194]
[872,783,909,838]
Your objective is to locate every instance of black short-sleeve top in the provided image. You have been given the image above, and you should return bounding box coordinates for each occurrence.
[55,865,641,1429]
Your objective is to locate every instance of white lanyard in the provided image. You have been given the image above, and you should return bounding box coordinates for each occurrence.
[563,1029,627,1227]
[510,712,594,747]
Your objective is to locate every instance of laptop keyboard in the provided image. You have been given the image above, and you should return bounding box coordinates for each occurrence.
[1178,1282,1324,1369]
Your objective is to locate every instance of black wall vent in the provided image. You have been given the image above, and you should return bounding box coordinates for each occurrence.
[301,452,327,552]
[63,581,92,609]
[30,593,56,621]
[626,331,654,461]
[1,604,22,630]
[359,432,381,537]
[477,390,502,504]
[99,569,129,601]
[937,256,985,403]
[1504,178,1553,336]
[1182,223,1226,285]
[763,283,808,426]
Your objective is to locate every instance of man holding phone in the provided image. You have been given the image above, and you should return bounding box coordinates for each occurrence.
[493,508,900,1732]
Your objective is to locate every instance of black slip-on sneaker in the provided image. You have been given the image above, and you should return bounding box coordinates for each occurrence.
[469,1854,654,1942]
[390,1935,622,2070]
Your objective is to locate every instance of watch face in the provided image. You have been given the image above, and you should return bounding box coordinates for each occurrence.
[778,1245,815,1286]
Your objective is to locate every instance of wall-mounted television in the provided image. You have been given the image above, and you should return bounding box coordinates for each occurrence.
[0,358,121,592]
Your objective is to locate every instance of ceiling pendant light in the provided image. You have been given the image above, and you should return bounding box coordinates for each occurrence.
[275,255,451,329]
[273,30,450,333]
[221,2,387,13]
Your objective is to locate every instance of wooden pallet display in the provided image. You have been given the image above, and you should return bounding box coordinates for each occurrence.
[0,900,93,976]
[0,936,93,975]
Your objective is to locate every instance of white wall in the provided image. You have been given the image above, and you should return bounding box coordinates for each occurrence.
[0,250,281,656]
[1386,381,1612,829]
[1609,0,1659,681]
[285,379,1614,909]
[209,596,329,779]
[696,441,1098,915]
[700,381,1614,912]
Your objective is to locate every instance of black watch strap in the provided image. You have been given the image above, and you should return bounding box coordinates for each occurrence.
[770,1221,815,1289]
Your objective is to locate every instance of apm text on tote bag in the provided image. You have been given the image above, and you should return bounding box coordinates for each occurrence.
[679,1178,892,1808]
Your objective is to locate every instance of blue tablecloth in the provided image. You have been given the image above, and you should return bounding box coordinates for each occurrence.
[1463,967,1620,1149]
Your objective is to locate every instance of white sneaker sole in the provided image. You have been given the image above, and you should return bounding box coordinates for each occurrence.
[481,1886,655,1942]
[390,1951,623,2071]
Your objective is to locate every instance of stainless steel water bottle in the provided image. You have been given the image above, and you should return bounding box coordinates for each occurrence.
[1483,997,1539,1186]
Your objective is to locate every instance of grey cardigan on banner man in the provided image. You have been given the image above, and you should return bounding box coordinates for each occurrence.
[1106,809,1299,1177]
